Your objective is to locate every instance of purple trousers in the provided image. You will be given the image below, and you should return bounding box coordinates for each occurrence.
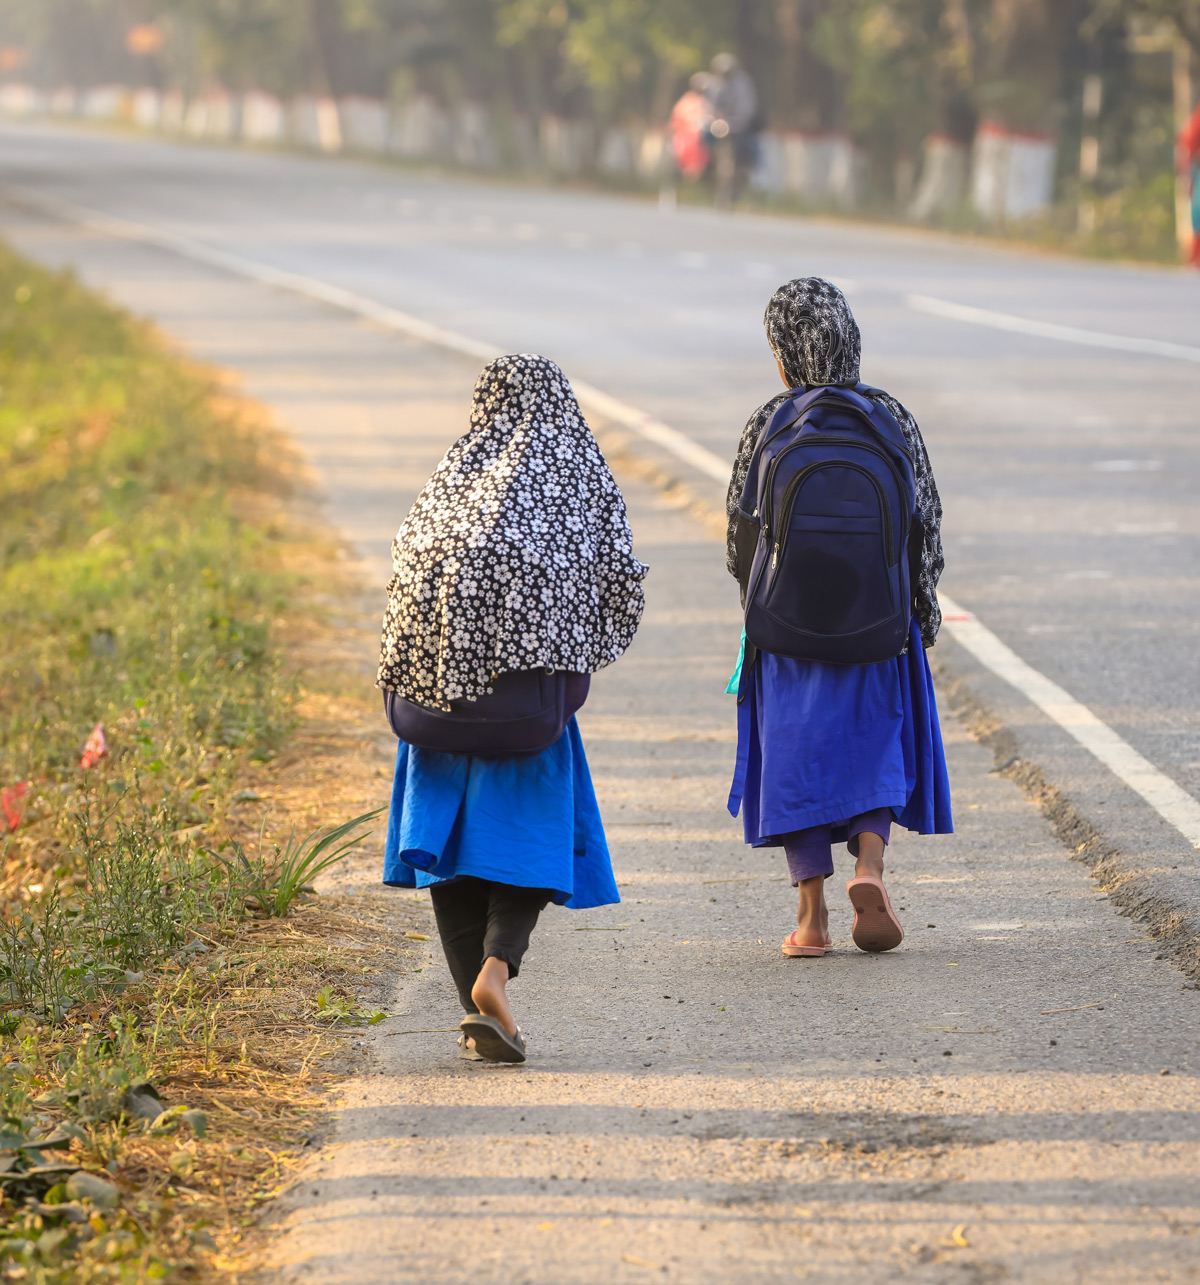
[783,808,893,885]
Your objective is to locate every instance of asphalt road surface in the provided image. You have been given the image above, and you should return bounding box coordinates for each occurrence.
[0,121,1198,1281]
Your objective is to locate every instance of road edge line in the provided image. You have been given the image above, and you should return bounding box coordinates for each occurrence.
[7,187,733,486]
[941,596,1200,851]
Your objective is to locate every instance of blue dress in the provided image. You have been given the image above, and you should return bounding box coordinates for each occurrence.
[382,718,620,910]
[728,618,953,847]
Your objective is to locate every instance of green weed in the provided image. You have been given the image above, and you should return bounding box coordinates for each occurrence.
[312,986,388,1026]
[212,809,383,918]
[0,892,77,1022]
[0,241,366,1281]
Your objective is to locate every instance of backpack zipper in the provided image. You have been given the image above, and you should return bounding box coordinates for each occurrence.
[771,461,895,570]
[750,397,911,529]
[762,436,907,546]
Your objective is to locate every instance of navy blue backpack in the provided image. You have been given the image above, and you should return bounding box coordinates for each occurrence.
[735,383,919,667]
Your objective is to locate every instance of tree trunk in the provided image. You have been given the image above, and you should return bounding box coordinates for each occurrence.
[769,0,840,132]
[306,0,346,98]
[929,0,979,144]
[978,0,1081,133]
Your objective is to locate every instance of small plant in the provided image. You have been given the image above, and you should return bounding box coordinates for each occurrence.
[212,809,383,918]
[40,1017,151,1129]
[313,986,387,1025]
[0,891,77,1021]
[79,810,192,974]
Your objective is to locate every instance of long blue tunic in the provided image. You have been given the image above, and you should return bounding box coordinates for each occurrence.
[728,618,953,846]
[382,717,620,910]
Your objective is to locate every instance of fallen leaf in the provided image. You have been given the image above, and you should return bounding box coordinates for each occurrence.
[0,781,31,832]
[950,1224,969,1247]
[80,724,107,770]
[622,1254,663,1269]
[537,1221,554,1230]
[404,933,430,941]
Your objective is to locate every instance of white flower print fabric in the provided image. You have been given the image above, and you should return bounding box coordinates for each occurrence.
[377,354,648,710]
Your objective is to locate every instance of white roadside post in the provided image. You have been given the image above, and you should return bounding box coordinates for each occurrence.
[1078,72,1102,234]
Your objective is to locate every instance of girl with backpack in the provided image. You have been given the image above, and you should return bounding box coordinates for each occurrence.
[377,354,647,1062]
[726,278,952,957]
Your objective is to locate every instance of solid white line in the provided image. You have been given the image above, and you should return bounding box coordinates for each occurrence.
[10,187,733,485]
[907,293,1200,363]
[16,186,1200,849]
[940,595,1200,851]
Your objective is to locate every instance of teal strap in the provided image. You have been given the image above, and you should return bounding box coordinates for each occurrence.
[725,629,746,695]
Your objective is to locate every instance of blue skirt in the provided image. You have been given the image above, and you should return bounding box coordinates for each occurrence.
[382,717,620,910]
[728,618,953,847]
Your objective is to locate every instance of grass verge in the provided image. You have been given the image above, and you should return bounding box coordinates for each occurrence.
[0,242,413,1281]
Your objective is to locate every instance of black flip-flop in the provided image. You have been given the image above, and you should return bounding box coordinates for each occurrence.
[457,1033,483,1062]
[459,1015,526,1064]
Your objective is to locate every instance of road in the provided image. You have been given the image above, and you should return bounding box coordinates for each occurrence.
[0,121,1198,1281]
[2,122,1199,873]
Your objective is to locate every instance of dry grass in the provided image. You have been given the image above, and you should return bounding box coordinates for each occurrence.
[0,245,417,1282]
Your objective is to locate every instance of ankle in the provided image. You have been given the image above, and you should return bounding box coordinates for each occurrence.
[854,855,885,881]
[797,877,827,924]
[470,958,511,1014]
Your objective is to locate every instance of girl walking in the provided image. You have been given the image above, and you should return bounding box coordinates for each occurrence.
[377,354,646,1063]
[726,278,952,957]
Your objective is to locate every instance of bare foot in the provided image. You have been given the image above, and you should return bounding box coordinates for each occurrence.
[469,957,517,1036]
[792,874,829,949]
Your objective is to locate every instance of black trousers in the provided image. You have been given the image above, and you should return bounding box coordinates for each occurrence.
[429,877,551,1014]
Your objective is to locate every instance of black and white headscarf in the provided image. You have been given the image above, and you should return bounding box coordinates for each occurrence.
[726,277,945,647]
[378,354,648,709]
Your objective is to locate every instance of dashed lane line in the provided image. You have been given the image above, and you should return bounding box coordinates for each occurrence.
[907,292,1200,364]
[14,185,1200,852]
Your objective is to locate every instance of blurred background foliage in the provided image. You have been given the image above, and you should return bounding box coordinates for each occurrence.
[0,0,1197,258]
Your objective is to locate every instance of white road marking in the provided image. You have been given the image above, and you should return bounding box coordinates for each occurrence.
[940,595,1200,850]
[1093,458,1163,472]
[18,186,1200,850]
[908,293,1200,363]
[11,187,733,485]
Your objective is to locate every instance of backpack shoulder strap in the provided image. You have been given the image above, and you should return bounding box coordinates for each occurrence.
[847,383,914,464]
[737,389,811,515]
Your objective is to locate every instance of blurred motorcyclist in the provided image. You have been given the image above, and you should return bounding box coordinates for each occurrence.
[669,72,714,180]
[708,52,760,207]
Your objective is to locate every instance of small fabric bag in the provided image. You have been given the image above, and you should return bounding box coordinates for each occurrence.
[383,670,589,758]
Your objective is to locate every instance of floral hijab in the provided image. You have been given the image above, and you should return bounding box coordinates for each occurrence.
[378,354,648,709]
